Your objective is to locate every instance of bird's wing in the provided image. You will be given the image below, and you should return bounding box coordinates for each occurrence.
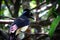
[14,18,29,27]
[10,18,26,33]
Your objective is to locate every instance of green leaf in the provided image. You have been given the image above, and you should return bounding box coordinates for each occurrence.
[47,8,53,19]
[46,0,50,4]
[47,6,56,19]
[40,0,44,3]
[32,0,44,3]
[58,0,60,5]
[49,16,60,38]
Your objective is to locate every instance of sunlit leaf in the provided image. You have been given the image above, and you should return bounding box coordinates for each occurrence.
[49,16,60,38]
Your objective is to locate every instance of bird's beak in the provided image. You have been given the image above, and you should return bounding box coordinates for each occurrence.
[30,13,34,19]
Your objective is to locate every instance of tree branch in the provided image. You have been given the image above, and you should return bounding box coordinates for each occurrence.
[0,20,14,24]
[0,30,9,40]
[13,0,21,18]
[30,1,46,11]
[4,0,13,16]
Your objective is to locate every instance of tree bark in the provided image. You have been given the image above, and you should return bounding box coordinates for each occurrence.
[13,0,21,18]
[35,0,41,32]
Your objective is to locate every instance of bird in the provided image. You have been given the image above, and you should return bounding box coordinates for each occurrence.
[9,9,34,34]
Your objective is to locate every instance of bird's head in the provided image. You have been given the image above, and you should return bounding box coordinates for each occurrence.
[22,9,34,19]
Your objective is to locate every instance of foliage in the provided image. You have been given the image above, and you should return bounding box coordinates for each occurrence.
[0,0,60,40]
[49,16,60,38]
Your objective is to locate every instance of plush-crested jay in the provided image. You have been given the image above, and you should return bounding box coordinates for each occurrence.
[9,9,33,34]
